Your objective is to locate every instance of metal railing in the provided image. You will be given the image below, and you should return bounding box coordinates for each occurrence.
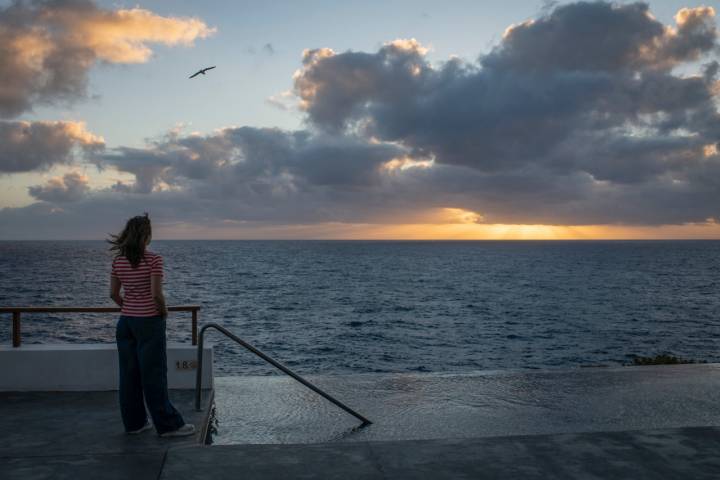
[195,322,372,426]
[0,306,201,347]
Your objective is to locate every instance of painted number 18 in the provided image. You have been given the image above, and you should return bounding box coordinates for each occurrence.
[175,360,197,370]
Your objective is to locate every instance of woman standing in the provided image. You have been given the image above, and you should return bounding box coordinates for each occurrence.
[108,213,195,437]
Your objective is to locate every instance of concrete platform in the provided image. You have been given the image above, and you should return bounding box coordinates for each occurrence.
[0,389,213,480]
[5,367,720,479]
[0,343,213,391]
[160,426,720,479]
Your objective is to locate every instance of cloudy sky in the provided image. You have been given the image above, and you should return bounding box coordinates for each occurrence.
[1,0,719,239]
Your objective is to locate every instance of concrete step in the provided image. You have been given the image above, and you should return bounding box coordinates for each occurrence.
[161,426,720,480]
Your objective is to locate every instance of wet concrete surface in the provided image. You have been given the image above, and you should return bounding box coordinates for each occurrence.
[212,364,720,444]
[3,453,164,480]
[5,365,720,478]
[162,426,720,479]
[0,389,213,480]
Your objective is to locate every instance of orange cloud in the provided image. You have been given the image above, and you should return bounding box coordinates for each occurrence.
[385,38,430,56]
[674,6,716,29]
[0,1,215,116]
[28,171,90,202]
[63,8,216,63]
[640,6,717,68]
[381,156,434,172]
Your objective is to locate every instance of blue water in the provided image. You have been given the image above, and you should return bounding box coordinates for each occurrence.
[0,241,718,375]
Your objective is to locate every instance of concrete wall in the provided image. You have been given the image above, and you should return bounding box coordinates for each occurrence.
[0,343,213,391]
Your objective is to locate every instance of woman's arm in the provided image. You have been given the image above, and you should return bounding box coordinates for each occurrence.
[110,276,123,307]
[151,275,168,319]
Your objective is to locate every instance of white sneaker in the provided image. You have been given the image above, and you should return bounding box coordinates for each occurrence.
[160,424,195,438]
[127,422,152,434]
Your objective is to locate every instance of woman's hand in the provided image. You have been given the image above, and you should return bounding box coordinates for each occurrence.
[151,275,168,319]
[110,277,123,307]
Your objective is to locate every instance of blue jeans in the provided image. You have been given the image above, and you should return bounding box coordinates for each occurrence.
[116,315,185,434]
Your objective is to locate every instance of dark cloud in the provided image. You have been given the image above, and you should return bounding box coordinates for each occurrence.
[481,3,717,72]
[0,0,213,117]
[28,171,90,202]
[294,39,431,132]
[286,2,720,224]
[100,126,405,195]
[660,7,719,66]
[0,120,104,173]
[293,4,719,170]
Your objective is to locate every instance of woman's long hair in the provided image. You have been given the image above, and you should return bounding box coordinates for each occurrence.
[108,213,152,268]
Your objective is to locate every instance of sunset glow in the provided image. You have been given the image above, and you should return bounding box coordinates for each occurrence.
[154,220,720,241]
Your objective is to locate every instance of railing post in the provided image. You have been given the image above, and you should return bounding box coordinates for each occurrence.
[195,326,205,411]
[12,311,21,348]
[191,309,198,346]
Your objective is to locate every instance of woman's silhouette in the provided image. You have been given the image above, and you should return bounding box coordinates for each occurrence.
[108,213,194,437]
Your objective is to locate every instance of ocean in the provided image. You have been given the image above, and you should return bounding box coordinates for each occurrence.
[0,240,718,375]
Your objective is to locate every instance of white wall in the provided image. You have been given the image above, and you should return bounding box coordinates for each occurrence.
[0,343,213,391]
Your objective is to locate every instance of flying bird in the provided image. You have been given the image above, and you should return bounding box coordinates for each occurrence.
[189,66,216,79]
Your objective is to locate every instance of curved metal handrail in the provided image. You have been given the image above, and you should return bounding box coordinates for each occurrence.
[195,322,371,426]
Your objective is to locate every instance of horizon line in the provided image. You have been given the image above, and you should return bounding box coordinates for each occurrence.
[2,238,719,242]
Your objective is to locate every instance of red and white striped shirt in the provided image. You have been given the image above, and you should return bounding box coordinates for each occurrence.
[111,251,164,317]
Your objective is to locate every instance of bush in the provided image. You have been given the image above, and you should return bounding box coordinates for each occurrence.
[628,354,705,366]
